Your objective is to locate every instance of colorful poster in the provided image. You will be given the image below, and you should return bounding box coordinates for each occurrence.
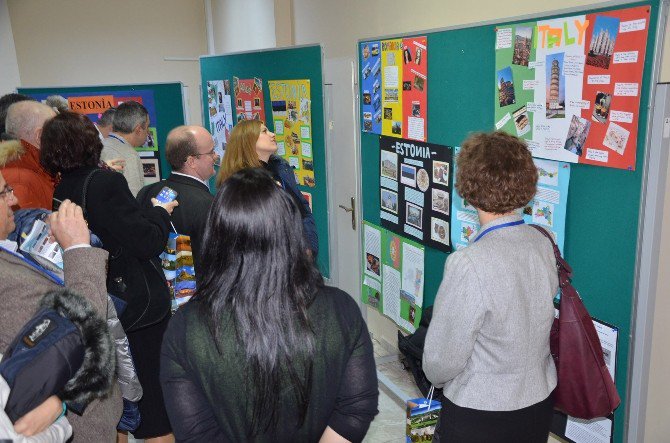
[362,221,425,332]
[361,40,382,134]
[494,6,650,170]
[381,39,404,138]
[402,36,428,141]
[450,147,571,253]
[233,77,265,122]
[379,136,453,253]
[206,80,233,159]
[27,90,158,153]
[268,80,315,187]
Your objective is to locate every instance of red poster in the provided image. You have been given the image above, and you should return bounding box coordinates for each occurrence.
[402,36,428,141]
[580,6,649,170]
[233,77,266,122]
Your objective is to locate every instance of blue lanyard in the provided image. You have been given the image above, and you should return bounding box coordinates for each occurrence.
[108,133,126,144]
[472,220,524,243]
[0,245,65,286]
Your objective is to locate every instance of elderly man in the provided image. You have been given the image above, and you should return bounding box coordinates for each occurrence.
[0,101,56,209]
[0,172,121,441]
[101,101,147,196]
[137,125,217,271]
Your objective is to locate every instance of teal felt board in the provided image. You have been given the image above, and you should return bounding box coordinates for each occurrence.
[359,3,660,442]
[19,82,185,181]
[200,45,330,278]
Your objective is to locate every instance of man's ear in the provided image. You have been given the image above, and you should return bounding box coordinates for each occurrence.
[34,127,44,146]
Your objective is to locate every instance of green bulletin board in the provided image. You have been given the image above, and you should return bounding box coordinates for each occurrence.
[199,45,330,278]
[18,82,185,181]
[359,2,661,442]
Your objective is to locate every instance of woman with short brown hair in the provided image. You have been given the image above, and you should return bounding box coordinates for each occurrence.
[423,131,558,443]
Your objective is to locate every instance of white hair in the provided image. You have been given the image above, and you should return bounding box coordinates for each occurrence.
[5,101,56,146]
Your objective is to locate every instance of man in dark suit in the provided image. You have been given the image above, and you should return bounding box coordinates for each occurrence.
[137,125,218,271]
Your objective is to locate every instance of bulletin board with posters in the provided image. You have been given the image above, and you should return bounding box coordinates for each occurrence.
[358,2,662,442]
[18,82,186,182]
[200,45,330,278]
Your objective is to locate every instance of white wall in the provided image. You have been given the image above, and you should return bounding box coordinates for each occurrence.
[210,0,276,53]
[0,0,21,95]
[7,0,207,125]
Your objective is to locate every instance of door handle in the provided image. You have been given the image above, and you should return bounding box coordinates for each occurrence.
[338,197,356,230]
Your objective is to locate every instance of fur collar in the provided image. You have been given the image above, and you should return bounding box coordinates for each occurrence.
[0,140,24,167]
[39,289,116,408]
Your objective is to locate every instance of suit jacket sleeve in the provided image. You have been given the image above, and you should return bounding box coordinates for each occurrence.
[89,172,170,260]
[423,252,486,388]
[62,247,110,318]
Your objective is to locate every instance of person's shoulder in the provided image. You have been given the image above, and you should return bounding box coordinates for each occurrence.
[315,286,362,318]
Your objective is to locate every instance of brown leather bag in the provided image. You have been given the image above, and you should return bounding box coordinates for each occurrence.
[530,225,621,419]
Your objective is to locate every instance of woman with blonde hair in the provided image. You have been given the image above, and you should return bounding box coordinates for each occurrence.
[216,120,318,255]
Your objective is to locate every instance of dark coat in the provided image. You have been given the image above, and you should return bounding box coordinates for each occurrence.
[54,167,172,331]
[265,155,319,255]
[136,173,214,271]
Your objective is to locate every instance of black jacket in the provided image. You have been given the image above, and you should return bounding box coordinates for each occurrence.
[54,167,172,331]
[136,173,214,271]
[264,155,319,255]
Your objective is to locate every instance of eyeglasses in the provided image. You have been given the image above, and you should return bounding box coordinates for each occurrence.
[0,185,14,201]
[193,149,217,158]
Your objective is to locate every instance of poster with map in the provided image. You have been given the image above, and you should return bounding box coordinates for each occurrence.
[450,147,571,252]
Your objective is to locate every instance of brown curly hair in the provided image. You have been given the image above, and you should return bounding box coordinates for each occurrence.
[456,131,537,214]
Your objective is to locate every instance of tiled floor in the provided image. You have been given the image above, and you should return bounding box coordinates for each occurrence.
[364,338,423,443]
[131,338,420,443]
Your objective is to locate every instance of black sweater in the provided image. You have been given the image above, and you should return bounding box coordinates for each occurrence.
[160,286,379,442]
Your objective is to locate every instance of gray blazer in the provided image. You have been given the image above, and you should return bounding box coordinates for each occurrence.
[423,214,558,411]
[101,135,144,196]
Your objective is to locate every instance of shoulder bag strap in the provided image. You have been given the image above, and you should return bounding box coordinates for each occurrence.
[81,168,103,218]
[528,224,572,288]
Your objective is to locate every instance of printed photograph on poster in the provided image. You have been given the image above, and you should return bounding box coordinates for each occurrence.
[545,53,566,118]
[512,27,533,66]
[592,91,612,123]
[366,253,381,277]
[586,15,620,69]
[413,75,425,92]
[433,161,449,186]
[381,150,399,179]
[603,122,630,155]
[381,189,399,214]
[142,159,160,184]
[512,106,530,136]
[497,66,516,107]
[400,164,417,187]
[416,168,429,192]
[392,121,402,135]
[384,107,393,120]
[432,189,450,215]
[564,115,592,156]
[431,217,450,246]
[406,202,423,229]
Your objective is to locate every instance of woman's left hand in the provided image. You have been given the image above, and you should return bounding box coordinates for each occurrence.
[14,395,63,436]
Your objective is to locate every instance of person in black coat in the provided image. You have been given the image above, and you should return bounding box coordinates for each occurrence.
[39,112,178,443]
[137,125,216,271]
[215,119,319,256]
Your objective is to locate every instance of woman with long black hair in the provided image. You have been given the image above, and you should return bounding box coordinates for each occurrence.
[160,168,378,442]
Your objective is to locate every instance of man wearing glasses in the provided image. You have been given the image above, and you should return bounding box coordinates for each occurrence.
[137,125,218,272]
